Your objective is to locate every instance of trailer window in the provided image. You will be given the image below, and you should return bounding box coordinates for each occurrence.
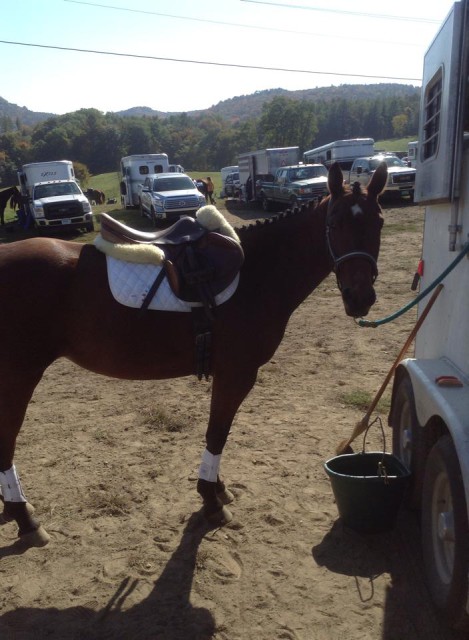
[422,69,442,160]
[139,166,149,175]
[153,165,164,173]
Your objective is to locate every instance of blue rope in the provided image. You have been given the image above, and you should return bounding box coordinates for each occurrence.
[358,242,469,328]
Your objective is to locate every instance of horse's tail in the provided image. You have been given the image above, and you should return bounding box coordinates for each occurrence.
[8,192,20,211]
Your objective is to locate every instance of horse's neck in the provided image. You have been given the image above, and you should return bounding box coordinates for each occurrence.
[240,208,332,309]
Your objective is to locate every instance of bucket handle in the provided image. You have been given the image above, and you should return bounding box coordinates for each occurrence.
[362,416,389,484]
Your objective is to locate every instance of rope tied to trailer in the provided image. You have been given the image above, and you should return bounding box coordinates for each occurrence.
[357,241,469,328]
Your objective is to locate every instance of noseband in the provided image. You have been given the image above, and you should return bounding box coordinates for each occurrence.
[325,195,378,291]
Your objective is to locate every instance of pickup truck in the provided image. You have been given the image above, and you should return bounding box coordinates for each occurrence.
[257,164,329,212]
[26,180,94,232]
[138,173,206,225]
[347,154,416,199]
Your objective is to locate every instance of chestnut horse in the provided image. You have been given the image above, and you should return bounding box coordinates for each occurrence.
[0,186,22,226]
[0,163,387,547]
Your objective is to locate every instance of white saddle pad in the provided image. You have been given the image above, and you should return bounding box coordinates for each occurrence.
[106,256,239,312]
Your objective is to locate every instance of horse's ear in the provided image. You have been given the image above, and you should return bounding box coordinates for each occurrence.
[367,162,388,198]
[327,162,344,197]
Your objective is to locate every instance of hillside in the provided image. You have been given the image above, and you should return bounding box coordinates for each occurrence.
[1,83,420,126]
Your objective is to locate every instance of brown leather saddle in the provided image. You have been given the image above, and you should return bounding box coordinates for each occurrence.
[99,212,244,309]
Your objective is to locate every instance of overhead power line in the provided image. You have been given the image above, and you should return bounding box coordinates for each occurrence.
[240,0,441,24]
[0,39,421,83]
[63,0,425,47]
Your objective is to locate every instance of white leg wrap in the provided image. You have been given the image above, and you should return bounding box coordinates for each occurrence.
[198,449,221,483]
[0,465,27,502]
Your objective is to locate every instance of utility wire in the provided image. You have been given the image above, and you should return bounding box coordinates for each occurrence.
[0,39,421,82]
[63,0,427,45]
[241,0,441,24]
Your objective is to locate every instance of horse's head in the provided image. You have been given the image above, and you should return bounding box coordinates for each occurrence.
[324,161,387,318]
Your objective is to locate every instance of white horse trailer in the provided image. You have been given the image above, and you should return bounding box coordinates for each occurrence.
[303,138,375,169]
[120,154,169,207]
[388,0,469,631]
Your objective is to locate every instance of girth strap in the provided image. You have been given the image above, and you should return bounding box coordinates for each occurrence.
[140,265,168,311]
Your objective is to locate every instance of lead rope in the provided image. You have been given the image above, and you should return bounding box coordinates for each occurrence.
[358,242,469,328]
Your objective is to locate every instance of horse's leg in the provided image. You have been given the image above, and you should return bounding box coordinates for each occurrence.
[197,368,258,525]
[0,370,50,547]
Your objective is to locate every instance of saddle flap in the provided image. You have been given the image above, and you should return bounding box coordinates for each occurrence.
[163,232,244,303]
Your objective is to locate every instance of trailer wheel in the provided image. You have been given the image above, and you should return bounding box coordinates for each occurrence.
[422,435,469,631]
[391,376,423,508]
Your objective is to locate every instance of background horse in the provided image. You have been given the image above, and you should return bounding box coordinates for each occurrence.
[0,163,387,547]
[85,188,105,205]
[0,186,22,225]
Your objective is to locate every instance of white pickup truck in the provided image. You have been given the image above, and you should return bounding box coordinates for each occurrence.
[347,154,416,200]
[138,173,206,225]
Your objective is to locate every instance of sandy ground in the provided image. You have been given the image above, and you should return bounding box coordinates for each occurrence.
[0,196,464,640]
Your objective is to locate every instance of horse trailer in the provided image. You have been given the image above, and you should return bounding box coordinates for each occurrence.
[120,154,169,208]
[303,138,375,169]
[238,147,299,199]
[388,0,469,630]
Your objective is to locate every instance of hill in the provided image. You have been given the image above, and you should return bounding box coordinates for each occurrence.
[1,83,420,126]
[0,97,55,127]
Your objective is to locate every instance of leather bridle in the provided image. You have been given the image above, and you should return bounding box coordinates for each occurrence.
[325,196,378,291]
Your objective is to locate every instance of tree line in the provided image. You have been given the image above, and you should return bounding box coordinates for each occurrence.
[0,93,419,186]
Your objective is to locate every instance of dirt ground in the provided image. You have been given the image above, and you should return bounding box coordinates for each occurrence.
[0,197,464,640]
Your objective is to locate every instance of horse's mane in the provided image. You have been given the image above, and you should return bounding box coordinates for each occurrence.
[234,179,368,247]
[235,198,326,246]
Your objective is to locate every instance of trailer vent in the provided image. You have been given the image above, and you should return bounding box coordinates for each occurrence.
[422,70,442,161]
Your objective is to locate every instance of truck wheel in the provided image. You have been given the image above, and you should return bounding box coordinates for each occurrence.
[391,375,423,509]
[262,196,271,212]
[85,221,95,232]
[150,207,158,227]
[289,196,298,210]
[422,435,469,631]
[139,200,145,217]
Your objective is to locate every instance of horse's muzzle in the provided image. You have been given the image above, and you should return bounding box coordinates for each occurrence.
[341,285,376,318]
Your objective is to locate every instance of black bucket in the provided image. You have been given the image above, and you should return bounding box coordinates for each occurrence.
[324,449,411,534]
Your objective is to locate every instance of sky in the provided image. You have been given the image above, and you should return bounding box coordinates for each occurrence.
[0,0,458,116]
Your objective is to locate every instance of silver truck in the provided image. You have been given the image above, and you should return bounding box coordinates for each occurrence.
[138,173,206,225]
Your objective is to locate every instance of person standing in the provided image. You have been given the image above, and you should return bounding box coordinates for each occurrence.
[206,177,216,204]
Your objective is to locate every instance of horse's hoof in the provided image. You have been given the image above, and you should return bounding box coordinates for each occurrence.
[17,525,50,548]
[217,487,235,505]
[206,505,233,527]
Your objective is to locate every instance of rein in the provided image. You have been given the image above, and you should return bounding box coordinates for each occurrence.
[325,195,378,290]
